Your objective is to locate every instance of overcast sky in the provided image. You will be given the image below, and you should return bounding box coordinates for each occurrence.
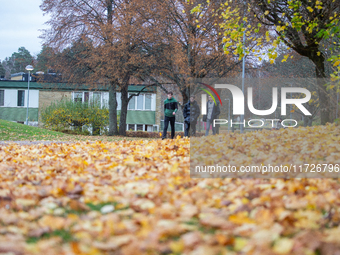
[0,0,50,61]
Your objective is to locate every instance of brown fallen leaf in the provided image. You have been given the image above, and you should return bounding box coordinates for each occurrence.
[180,204,198,219]
[0,242,24,255]
[93,234,134,250]
[38,215,66,230]
[67,185,84,199]
[181,231,202,249]
[200,214,234,229]
[37,188,50,198]
[28,227,50,238]
[69,199,90,211]
[15,198,36,208]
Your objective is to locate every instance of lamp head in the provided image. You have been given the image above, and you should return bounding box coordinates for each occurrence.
[25,65,34,71]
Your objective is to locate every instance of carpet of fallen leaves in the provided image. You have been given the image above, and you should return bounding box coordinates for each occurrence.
[191,124,340,178]
[1,125,340,255]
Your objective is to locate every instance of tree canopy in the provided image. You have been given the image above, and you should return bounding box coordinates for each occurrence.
[40,0,154,135]
[1,47,34,79]
[194,0,340,124]
[40,0,242,135]
[141,0,242,105]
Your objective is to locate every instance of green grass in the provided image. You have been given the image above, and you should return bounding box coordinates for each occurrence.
[0,119,72,141]
[0,119,153,142]
[26,229,74,244]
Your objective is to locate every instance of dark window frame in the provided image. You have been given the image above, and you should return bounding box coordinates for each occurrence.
[17,90,25,107]
[0,90,4,106]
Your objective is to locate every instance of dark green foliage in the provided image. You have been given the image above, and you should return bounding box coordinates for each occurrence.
[26,229,74,244]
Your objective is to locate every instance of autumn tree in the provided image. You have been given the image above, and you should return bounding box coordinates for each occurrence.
[207,0,340,125]
[261,52,328,126]
[40,0,154,136]
[139,0,243,106]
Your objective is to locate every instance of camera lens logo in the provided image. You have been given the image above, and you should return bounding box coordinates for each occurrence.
[199,82,223,115]
[199,82,223,107]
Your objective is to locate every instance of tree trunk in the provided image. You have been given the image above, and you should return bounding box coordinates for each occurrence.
[119,85,129,136]
[304,116,313,127]
[108,82,118,136]
[311,54,331,125]
[181,86,189,107]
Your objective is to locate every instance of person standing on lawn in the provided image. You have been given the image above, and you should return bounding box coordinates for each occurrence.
[162,91,178,139]
[183,95,200,137]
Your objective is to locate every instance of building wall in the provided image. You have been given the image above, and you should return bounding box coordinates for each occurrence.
[71,91,156,111]
[155,86,162,128]
[0,88,39,124]
[1,89,39,108]
[39,91,72,109]
[0,108,39,123]
[10,76,23,81]
[71,91,157,130]
[38,91,72,126]
[125,111,155,125]
[0,82,159,128]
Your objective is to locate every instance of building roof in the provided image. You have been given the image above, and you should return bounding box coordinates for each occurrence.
[10,72,25,77]
[0,81,157,93]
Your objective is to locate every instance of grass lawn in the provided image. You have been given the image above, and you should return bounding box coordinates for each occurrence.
[0,119,153,142]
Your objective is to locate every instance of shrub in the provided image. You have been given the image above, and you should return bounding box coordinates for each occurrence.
[41,99,110,134]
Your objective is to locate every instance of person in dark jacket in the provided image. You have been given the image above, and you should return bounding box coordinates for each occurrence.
[215,111,221,134]
[183,95,200,137]
[162,91,178,139]
[203,96,220,136]
[276,118,284,130]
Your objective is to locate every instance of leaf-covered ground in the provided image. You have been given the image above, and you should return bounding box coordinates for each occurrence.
[191,124,340,178]
[1,125,340,255]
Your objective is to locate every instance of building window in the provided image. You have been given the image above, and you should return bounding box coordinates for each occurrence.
[92,92,101,106]
[0,90,4,106]
[74,92,82,103]
[127,124,152,131]
[128,96,135,110]
[116,94,120,110]
[84,92,89,102]
[137,95,143,110]
[144,125,152,132]
[73,91,105,107]
[128,93,153,110]
[145,94,152,110]
[18,90,25,106]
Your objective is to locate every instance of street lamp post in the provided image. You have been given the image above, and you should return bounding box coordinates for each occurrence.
[225,99,231,132]
[240,25,246,134]
[290,83,293,121]
[25,65,34,125]
[337,70,340,119]
[337,91,339,119]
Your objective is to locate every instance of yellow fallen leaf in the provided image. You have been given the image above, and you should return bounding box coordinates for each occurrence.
[273,238,294,254]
